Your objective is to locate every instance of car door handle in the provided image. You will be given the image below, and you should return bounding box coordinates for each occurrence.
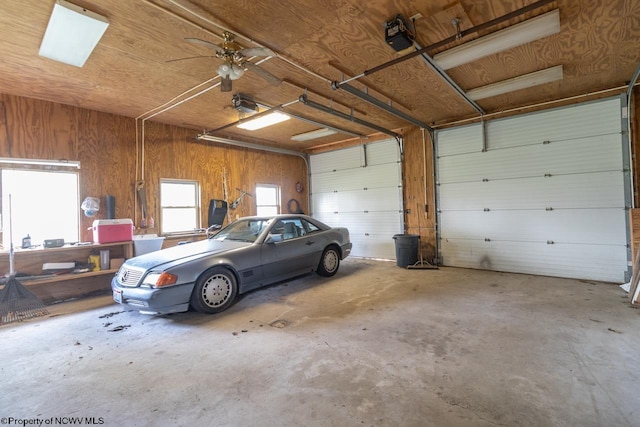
[305,241,315,245]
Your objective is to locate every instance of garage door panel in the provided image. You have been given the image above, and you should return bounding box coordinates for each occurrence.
[438,134,622,183]
[334,188,402,213]
[436,124,483,156]
[315,211,401,235]
[312,189,402,214]
[309,146,362,173]
[440,171,624,211]
[440,239,626,282]
[314,211,400,258]
[440,209,626,245]
[366,140,401,166]
[487,98,621,150]
[349,235,396,259]
[311,192,337,214]
[311,162,400,193]
[484,173,624,209]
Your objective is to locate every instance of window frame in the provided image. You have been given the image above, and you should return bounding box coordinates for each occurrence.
[159,178,201,235]
[255,183,281,216]
[1,161,80,249]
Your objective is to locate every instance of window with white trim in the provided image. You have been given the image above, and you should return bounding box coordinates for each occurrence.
[1,166,80,249]
[160,179,200,234]
[255,184,280,216]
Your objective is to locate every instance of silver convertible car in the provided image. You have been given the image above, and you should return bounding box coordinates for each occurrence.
[111,214,352,315]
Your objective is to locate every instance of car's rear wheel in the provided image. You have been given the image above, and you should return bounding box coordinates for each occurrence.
[317,245,340,277]
[190,267,238,313]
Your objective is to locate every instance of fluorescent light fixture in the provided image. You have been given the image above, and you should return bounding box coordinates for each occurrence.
[291,128,338,141]
[237,112,290,130]
[466,65,563,100]
[39,0,109,67]
[433,9,560,70]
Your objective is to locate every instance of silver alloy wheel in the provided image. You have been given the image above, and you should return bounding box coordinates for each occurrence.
[201,273,232,307]
[323,249,339,273]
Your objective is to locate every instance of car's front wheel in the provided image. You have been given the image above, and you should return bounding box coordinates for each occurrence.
[190,267,238,314]
[317,245,340,277]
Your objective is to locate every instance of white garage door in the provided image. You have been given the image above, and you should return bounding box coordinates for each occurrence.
[310,139,403,259]
[436,97,630,283]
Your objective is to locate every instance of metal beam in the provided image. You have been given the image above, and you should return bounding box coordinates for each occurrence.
[298,94,401,139]
[196,133,307,160]
[207,99,364,139]
[412,43,485,116]
[332,82,434,132]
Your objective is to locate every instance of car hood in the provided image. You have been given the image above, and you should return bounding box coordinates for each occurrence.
[125,238,251,270]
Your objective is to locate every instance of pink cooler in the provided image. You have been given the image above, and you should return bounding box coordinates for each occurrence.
[92,219,134,243]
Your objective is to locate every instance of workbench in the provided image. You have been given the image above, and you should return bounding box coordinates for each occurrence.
[1,241,132,283]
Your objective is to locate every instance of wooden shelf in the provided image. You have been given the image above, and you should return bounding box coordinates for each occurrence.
[7,241,133,257]
[0,241,132,288]
[16,268,119,286]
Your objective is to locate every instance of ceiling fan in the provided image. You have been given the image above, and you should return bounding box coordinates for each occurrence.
[173,31,281,92]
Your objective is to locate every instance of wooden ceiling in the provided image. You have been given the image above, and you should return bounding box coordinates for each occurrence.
[0,0,638,152]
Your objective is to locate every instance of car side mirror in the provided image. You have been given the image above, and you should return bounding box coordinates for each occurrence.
[265,234,283,244]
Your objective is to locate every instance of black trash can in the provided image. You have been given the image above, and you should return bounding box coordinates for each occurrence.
[392,234,419,267]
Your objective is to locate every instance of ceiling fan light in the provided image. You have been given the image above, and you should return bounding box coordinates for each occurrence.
[229,64,245,80]
[217,63,231,78]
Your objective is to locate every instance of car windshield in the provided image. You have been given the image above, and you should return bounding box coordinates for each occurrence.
[213,218,271,243]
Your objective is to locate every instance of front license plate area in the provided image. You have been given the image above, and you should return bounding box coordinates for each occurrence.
[113,289,123,304]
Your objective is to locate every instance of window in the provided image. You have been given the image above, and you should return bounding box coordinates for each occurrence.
[256,184,280,216]
[303,219,320,234]
[1,168,79,249]
[213,218,269,243]
[272,218,306,241]
[160,179,200,234]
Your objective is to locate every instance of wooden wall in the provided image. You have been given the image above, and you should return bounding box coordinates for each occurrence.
[401,127,437,262]
[139,122,307,232]
[0,93,308,244]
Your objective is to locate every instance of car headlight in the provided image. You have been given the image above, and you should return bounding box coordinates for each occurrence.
[142,272,178,288]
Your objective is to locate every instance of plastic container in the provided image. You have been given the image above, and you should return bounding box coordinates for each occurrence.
[392,234,419,267]
[92,219,134,243]
[99,249,110,270]
[133,234,166,256]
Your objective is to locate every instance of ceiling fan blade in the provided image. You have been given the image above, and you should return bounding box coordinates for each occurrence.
[185,37,224,54]
[166,55,216,63]
[243,62,282,86]
[239,47,275,58]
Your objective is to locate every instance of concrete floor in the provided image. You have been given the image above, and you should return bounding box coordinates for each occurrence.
[1,258,639,426]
